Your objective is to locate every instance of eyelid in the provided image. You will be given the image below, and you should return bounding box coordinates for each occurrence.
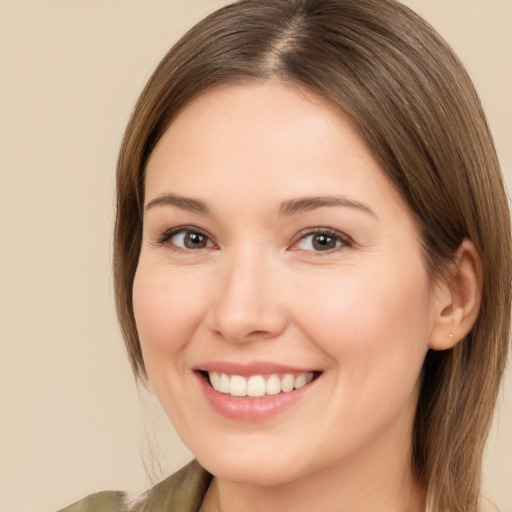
[289,227,353,253]
[153,225,352,253]
[156,225,216,249]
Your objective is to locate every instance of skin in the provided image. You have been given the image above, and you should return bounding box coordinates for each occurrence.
[133,82,479,512]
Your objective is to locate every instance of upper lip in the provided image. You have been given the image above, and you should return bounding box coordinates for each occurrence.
[195,361,318,376]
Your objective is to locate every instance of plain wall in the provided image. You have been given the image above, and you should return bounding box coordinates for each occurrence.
[0,1,510,511]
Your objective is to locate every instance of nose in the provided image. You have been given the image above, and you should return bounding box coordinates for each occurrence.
[206,248,287,344]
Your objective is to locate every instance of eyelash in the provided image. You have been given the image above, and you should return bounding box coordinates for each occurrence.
[156,225,215,251]
[291,227,353,254]
[155,226,353,254]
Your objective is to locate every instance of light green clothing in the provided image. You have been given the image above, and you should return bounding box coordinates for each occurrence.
[58,460,212,512]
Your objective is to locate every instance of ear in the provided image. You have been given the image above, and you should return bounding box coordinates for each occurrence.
[429,239,483,351]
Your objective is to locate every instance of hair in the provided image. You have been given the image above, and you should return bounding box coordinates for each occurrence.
[113,0,511,510]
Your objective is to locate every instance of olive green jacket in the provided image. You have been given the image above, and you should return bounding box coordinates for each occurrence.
[58,460,212,512]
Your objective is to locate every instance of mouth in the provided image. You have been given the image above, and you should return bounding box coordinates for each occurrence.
[199,370,321,398]
[194,363,322,420]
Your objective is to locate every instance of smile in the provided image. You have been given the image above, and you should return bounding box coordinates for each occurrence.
[207,371,315,397]
[195,364,321,420]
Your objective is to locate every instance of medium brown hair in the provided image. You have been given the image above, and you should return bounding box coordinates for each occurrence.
[114,1,511,510]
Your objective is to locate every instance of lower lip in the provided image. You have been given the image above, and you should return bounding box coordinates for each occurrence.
[196,373,317,421]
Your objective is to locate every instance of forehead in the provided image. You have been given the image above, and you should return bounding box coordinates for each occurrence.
[144,81,409,221]
[147,82,350,170]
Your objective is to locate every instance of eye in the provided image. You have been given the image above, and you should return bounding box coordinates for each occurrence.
[292,228,352,252]
[158,227,215,250]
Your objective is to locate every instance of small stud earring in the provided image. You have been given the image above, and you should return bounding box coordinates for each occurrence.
[449,333,453,339]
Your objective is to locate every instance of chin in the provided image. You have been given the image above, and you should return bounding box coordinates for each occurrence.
[201,456,300,487]
[190,435,308,486]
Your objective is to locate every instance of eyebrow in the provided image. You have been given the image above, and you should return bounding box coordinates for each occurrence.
[144,193,376,218]
[279,196,376,218]
[145,194,211,214]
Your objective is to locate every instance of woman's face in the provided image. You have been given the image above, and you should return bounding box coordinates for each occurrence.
[133,82,436,486]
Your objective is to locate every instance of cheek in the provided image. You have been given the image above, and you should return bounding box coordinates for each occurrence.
[291,259,432,386]
[132,265,208,364]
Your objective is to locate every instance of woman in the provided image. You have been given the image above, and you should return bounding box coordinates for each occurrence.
[63,0,511,511]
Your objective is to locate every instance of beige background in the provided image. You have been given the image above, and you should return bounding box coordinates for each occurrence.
[0,1,510,511]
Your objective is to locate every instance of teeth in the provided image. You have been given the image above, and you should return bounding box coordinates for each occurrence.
[207,371,315,397]
[218,372,230,393]
[209,371,221,390]
[265,374,281,396]
[247,375,266,397]
[281,374,295,393]
[230,375,247,397]
[294,374,308,389]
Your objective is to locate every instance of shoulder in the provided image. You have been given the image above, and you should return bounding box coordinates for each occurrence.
[56,460,211,512]
[56,491,127,512]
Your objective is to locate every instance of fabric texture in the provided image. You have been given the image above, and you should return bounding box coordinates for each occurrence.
[57,460,212,512]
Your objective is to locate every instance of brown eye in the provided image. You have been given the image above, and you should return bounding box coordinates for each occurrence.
[293,229,351,253]
[311,233,338,251]
[165,228,214,250]
[183,231,208,248]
